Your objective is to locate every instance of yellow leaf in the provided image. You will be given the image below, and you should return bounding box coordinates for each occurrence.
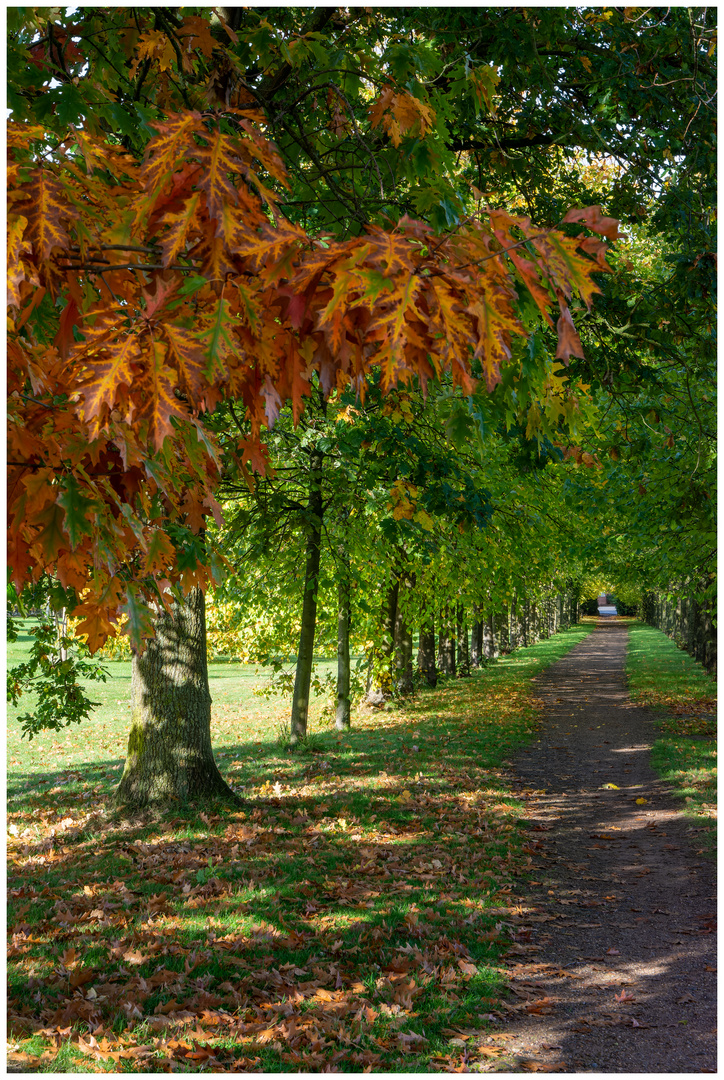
[414,509,435,531]
[635,797,648,805]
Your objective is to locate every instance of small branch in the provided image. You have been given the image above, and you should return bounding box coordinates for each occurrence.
[71,244,159,254]
[57,262,198,272]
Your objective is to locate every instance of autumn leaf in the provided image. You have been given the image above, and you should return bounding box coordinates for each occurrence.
[368,88,436,147]
[20,167,75,261]
[562,205,622,242]
[32,503,69,563]
[555,303,585,361]
[75,322,141,428]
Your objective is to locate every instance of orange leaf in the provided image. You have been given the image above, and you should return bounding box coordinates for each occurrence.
[562,205,622,242]
[555,304,585,361]
[136,339,184,451]
[75,319,141,426]
[21,167,75,260]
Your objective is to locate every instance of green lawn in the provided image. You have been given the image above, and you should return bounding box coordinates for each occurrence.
[626,620,716,851]
[8,620,593,1073]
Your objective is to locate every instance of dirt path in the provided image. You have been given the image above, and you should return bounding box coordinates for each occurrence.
[485,619,716,1074]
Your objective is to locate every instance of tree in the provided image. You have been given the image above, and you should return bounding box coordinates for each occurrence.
[115,588,238,806]
[11,6,663,805]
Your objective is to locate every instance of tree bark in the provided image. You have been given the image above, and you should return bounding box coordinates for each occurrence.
[470,604,482,667]
[483,612,495,659]
[417,615,437,687]
[290,447,324,746]
[115,588,238,808]
[335,556,352,730]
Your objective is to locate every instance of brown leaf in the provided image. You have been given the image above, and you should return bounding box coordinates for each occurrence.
[555,303,584,361]
[122,949,150,965]
[61,947,79,968]
[525,997,555,1015]
[69,966,96,989]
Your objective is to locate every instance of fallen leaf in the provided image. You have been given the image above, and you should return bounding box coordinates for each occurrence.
[521,1060,568,1072]
[635,798,648,805]
[69,966,96,989]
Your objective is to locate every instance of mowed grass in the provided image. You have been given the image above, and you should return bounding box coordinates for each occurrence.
[7,620,341,798]
[626,621,716,851]
[8,621,593,1073]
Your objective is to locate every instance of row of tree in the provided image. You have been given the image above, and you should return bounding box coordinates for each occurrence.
[7,6,716,807]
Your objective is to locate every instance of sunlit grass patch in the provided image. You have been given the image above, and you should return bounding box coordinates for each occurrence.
[626,620,716,850]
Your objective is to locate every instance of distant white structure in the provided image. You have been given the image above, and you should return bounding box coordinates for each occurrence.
[598,604,617,617]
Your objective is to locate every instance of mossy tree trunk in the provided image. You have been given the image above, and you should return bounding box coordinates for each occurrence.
[115,588,238,808]
[290,446,324,746]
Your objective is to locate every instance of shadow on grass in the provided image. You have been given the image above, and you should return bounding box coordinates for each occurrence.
[8,625,599,1072]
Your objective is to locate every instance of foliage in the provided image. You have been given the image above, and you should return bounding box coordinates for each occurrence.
[7,618,108,740]
[8,5,626,661]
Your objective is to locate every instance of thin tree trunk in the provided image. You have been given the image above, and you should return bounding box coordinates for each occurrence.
[457,605,471,676]
[438,604,456,675]
[394,608,414,695]
[335,566,351,730]
[290,447,324,746]
[509,596,518,651]
[470,604,482,667]
[115,588,238,808]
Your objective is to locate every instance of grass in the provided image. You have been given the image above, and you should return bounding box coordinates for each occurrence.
[7,619,342,787]
[626,620,716,851]
[8,620,596,1073]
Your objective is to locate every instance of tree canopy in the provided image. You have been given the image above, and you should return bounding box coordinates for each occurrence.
[7,6,716,692]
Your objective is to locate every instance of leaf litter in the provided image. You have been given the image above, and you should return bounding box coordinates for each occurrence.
[8,634,596,1073]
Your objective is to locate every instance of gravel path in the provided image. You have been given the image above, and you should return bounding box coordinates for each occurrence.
[483,619,716,1073]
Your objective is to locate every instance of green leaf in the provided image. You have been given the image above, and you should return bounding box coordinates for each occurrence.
[56,475,95,550]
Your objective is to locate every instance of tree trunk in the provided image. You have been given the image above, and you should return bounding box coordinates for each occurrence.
[470,604,482,667]
[335,559,351,731]
[115,588,238,808]
[394,569,415,695]
[417,616,437,687]
[496,607,509,653]
[438,604,456,675]
[483,613,495,659]
[509,596,518,651]
[457,605,471,676]
[290,447,324,746]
